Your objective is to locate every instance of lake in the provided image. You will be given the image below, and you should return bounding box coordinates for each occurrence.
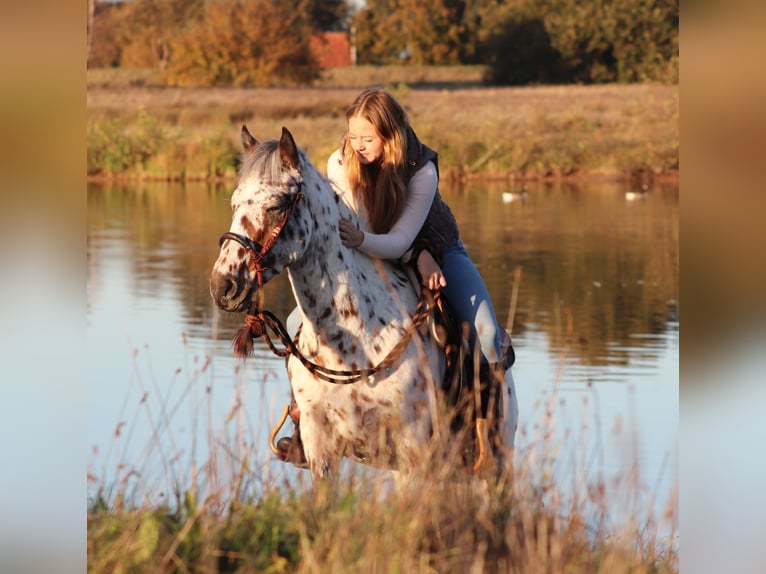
[87,177,678,542]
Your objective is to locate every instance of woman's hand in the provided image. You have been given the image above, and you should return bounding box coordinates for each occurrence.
[417,250,447,290]
[339,217,364,248]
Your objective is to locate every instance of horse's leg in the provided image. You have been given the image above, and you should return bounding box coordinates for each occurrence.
[473,364,518,477]
[298,413,342,486]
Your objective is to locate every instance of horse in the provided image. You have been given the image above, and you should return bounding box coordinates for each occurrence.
[210,125,517,483]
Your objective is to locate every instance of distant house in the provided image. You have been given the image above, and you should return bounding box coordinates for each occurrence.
[310,31,353,68]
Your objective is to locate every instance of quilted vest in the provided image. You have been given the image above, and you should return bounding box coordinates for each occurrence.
[404,128,460,263]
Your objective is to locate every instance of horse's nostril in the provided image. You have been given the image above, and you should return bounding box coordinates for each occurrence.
[210,271,237,306]
[226,279,238,298]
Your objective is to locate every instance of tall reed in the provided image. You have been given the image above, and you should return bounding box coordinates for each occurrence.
[88,305,677,573]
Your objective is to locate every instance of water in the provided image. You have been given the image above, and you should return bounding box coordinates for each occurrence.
[87,178,678,541]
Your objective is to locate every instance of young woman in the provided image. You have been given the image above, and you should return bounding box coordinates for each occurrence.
[329,88,515,374]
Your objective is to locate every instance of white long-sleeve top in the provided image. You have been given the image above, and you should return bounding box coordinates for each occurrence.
[326,148,437,262]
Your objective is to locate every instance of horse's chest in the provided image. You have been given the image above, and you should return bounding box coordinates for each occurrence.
[288,362,423,440]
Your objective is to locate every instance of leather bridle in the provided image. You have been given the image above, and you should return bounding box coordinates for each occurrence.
[218,183,304,288]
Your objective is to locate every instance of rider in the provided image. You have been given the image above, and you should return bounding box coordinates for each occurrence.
[331,88,515,389]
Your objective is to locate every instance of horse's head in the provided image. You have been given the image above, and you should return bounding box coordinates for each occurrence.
[210,125,313,313]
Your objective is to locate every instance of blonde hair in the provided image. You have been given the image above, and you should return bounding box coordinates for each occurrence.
[342,89,409,234]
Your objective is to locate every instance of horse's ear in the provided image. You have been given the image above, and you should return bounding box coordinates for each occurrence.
[241,125,258,151]
[279,127,299,169]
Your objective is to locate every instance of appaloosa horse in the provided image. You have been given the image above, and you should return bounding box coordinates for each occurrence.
[210,126,515,483]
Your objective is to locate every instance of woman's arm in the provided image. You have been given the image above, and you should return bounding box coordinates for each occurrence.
[340,161,438,260]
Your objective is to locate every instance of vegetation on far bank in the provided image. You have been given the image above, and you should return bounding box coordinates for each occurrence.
[89,0,677,86]
[87,68,678,183]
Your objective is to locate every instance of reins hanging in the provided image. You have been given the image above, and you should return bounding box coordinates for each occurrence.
[234,290,438,385]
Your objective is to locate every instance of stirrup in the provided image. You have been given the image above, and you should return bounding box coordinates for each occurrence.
[269,404,309,468]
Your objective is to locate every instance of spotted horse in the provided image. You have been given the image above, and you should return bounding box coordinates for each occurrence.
[209,126,517,484]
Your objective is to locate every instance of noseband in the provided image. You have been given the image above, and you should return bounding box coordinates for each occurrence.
[218,184,303,288]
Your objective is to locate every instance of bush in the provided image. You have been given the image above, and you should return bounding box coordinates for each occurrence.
[87,110,168,176]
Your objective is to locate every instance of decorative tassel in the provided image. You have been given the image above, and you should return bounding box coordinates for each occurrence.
[233,292,265,359]
[232,318,256,358]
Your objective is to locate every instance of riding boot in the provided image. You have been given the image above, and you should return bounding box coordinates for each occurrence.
[276,426,308,468]
[501,338,516,370]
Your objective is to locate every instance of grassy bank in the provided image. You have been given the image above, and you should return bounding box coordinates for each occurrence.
[88,339,677,573]
[89,416,677,573]
[89,473,676,573]
[87,68,678,183]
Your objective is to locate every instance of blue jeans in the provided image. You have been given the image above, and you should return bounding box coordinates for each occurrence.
[441,240,509,364]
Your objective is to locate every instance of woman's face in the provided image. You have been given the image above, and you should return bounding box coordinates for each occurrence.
[348,117,384,164]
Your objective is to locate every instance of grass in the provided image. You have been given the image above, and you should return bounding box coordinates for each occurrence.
[87,333,678,573]
[86,67,678,182]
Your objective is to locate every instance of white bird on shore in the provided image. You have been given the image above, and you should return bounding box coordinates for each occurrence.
[625,184,649,201]
[502,189,528,204]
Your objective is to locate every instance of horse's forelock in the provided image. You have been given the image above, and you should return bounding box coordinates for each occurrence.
[239,139,286,185]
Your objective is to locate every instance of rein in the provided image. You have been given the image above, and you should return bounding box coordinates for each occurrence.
[235,290,437,384]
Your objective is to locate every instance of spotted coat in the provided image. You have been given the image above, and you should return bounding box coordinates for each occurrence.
[210,126,448,481]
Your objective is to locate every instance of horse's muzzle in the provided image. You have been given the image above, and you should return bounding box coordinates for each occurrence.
[209,269,250,312]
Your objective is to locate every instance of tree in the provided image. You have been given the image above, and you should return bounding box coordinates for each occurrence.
[305,0,351,31]
[87,0,95,65]
[352,0,467,65]
[476,0,678,85]
[88,0,133,68]
[97,0,204,69]
[164,0,318,87]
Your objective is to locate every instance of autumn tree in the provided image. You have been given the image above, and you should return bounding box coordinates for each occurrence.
[88,1,131,68]
[118,0,204,69]
[164,0,318,87]
[305,0,351,31]
[476,0,678,84]
[352,0,468,65]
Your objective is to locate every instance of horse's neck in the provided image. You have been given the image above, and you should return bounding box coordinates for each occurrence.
[288,224,370,332]
[287,183,409,361]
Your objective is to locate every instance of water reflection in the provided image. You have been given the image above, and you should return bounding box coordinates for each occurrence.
[87,178,678,537]
[88,179,678,356]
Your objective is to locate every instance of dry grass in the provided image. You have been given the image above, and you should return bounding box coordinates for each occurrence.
[87,331,678,573]
[86,68,678,182]
[89,415,678,573]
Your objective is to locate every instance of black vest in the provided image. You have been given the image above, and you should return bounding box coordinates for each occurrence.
[404,128,460,263]
[337,128,460,263]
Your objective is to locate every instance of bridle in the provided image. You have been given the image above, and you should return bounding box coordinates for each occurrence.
[218,182,304,288]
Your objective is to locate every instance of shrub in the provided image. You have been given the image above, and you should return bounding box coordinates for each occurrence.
[87,110,168,175]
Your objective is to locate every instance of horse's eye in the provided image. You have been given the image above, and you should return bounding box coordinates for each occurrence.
[266,194,292,213]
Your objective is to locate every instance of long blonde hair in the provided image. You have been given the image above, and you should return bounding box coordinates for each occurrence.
[342,89,409,234]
